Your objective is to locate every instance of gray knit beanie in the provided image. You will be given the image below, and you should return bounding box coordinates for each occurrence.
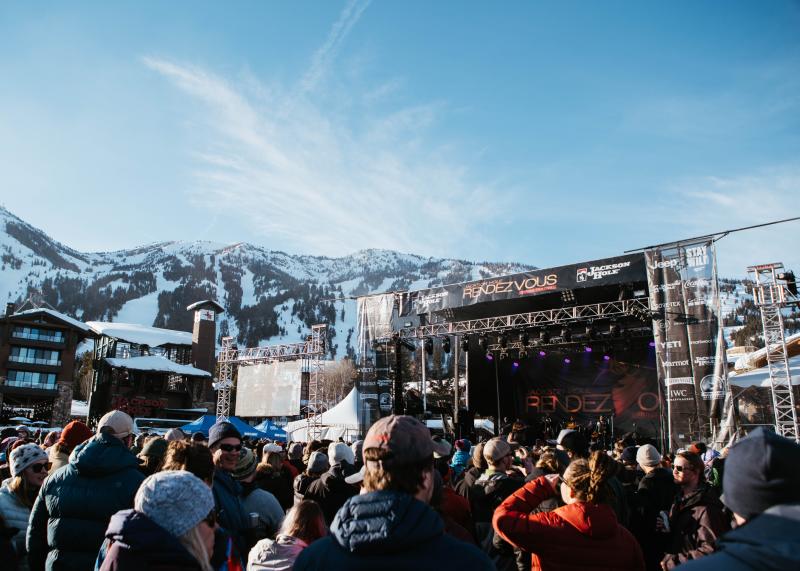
[135,470,214,538]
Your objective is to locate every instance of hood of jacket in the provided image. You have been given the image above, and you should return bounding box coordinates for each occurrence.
[678,485,722,512]
[716,503,800,570]
[557,501,620,540]
[104,509,198,564]
[71,432,139,477]
[250,535,308,570]
[331,490,444,555]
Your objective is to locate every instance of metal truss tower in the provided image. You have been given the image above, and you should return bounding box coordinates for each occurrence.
[214,326,327,431]
[748,263,799,441]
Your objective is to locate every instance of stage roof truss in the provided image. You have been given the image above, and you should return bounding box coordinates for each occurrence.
[485,327,653,353]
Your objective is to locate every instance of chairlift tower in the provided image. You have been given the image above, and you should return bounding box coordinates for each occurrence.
[748,263,799,441]
[214,326,327,440]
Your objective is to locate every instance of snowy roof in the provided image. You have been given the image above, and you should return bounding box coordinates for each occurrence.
[13,308,92,333]
[71,400,89,417]
[87,321,193,347]
[729,354,800,388]
[104,356,211,377]
[734,332,800,371]
[186,300,224,313]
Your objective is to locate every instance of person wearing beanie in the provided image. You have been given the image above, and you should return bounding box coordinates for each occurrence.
[350,439,363,471]
[206,421,250,558]
[630,443,676,570]
[304,442,358,524]
[454,441,487,498]
[42,430,59,450]
[233,448,284,542]
[294,451,329,505]
[0,443,49,564]
[137,436,168,476]
[164,428,186,442]
[679,428,800,571]
[27,409,145,571]
[48,420,93,474]
[98,470,217,571]
[255,446,295,512]
[450,439,472,481]
[288,442,306,474]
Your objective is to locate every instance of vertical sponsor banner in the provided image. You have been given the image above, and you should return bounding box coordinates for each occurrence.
[356,294,396,432]
[646,241,735,451]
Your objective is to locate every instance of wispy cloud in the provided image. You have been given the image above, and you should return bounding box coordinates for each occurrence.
[142,1,506,258]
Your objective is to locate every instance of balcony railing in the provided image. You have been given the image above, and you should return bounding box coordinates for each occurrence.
[8,355,62,367]
[11,331,65,343]
[3,378,57,391]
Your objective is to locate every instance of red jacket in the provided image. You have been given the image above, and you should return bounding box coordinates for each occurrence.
[493,476,645,571]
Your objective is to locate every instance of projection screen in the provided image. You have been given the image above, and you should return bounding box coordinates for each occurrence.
[235,361,302,417]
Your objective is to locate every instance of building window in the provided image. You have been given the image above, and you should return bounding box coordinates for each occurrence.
[8,346,61,366]
[11,326,65,343]
[5,370,57,390]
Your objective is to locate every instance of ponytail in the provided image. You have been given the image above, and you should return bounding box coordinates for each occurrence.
[563,451,616,504]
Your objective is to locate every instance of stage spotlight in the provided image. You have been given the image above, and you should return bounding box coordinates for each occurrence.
[584,346,593,353]
[603,354,611,361]
[442,336,451,353]
[561,289,576,305]
[499,334,509,349]
[519,331,530,346]
[539,329,550,343]
[561,327,572,342]
[460,337,470,352]
[609,321,621,337]
[512,360,520,369]
[486,351,494,361]
[424,338,434,354]
[648,340,656,348]
[478,335,489,351]
[564,357,571,364]
[585,323,597,340]
[538,350,547,357]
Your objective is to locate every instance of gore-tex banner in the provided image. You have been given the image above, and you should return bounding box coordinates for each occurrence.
[646,241,735,452]
[403,253,646,315]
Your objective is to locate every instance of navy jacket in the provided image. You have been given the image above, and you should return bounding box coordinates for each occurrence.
[677,503,800,571]
[212,468,250,556]
[303,463,357,524]
[27,433,145,571]
[293,490,493,571]
[99,510,203,571]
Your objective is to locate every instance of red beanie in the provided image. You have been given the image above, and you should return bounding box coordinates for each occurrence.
[59,420,93,451]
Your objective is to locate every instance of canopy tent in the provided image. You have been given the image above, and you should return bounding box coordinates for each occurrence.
[253,419,288,441]
[285,387,360,442]
[180,415,271,440]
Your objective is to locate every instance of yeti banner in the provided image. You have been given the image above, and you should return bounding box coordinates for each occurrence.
[646,241,735,451]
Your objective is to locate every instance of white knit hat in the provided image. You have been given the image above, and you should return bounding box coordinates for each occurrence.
[328,442,355,465]
[10,443,48,477]
[636,444,662,468]
[135,470,214,538]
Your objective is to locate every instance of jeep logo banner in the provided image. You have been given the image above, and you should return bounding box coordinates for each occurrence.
[646,241,736,452]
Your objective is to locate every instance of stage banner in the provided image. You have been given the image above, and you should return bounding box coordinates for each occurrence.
[235,361,302,417]
[646,241,736,451]
[402,253,646,315]
[356,293,395,356]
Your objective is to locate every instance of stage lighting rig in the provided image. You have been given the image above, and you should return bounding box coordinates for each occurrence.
[560,327,572,342]
[499,333,509,349]
[609,320,621,337]
[519,331,530,346]
[460,337,470,352]
[442,336,451,353]
[478,335,489,351]
[585,323,597,340]
[561,289,576,306]
[539,329,550,343]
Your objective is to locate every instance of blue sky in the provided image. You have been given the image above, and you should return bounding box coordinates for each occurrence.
[1,1,799,277]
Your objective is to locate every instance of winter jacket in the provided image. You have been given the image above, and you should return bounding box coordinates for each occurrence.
[454,465,483,499]
[293,473,319,505]
[632,467,677,570]
[247,534,307,571]
[254,468,294,512]
[303,463,357,524]
[293,490,494,571]
[677,503,800,571]
[493,475,645,571]
[0,480,31,555]
[212,469,250,558]
[26,432,145,571]
[98,509,205,571]
[48,448,69,475]
[470,470,525,571]
[660,485,730,569]
[1,511,20,571]
[439,487,473,537]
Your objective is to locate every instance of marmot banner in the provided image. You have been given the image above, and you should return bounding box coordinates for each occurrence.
[645,241,737,451]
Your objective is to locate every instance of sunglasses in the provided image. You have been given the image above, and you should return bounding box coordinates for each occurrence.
[218,443,242,453]
[30,462,51,474]
[672,465,692,473]
[203,509,219,527]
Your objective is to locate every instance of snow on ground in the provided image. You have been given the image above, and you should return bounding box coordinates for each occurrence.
[115,290,160,325]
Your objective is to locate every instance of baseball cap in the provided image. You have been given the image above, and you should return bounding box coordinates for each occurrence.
[483,437,512,464]
[432,435,452,459]
[97,410,134,439]
[363,415,433,466]
[345,465,366,485]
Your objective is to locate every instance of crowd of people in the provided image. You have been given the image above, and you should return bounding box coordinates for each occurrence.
[0,412,798,571]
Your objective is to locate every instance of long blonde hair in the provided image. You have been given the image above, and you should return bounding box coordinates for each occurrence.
[178,525,214,571]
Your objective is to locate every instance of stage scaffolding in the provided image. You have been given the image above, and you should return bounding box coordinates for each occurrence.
[748,263,799,441]
[214,325,327,439]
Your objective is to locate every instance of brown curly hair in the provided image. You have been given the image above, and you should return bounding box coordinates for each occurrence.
[563,450,617,504]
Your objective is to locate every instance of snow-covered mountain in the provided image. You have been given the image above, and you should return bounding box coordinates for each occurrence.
[0,207,532,357]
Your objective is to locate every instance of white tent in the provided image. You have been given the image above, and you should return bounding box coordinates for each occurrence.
[285,387,361,442]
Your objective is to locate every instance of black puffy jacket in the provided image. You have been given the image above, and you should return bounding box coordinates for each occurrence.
[303,463,357,524]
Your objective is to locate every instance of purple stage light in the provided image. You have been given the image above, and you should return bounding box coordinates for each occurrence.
[603,355,611,361]
[486,353,494,361]
[584,346,592,353]
[539,351,546,357]
[649,341,656,348]
[564,358,571,364]
[512,361,519,368]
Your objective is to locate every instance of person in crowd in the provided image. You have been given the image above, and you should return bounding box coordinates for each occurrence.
[688,441,719,468]
[263,443,298,482]
[162,441,215,485]
[130,432,147,456]
[350,439,363,471]
[493,450,645,570]
[293,415,493,570]
[303,442,357,524]
[233,448,284,541]
[164,428,186,442]
[432,453,474,542]
[248,500,326,571]
[207,421,250,558]
[523,450,561,512]
[255,450,295,512]
[630,444,676,571]
[678,427,800,570]
[293,451,329,505]
[431,471,475,545]
[450,439,471,480]
[137,436,168,476]
[454,441,487,497]
[48,420,93,474]
[287,443,306,474]
[470,437,526,571]
[99,470,217,571]
[27,410,145,571]
[659,451,730,569]
[15,426,31,443]
[0,444,49,567]
[41,431,59,450]
[191,432,207,446]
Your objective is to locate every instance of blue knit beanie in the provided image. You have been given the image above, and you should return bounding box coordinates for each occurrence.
[208,421,241,449]
[135,470,214,538]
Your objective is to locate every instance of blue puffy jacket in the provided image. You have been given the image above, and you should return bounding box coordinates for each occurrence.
[212,469,250,557]
[26,433,145,571]
[293,490,493,571]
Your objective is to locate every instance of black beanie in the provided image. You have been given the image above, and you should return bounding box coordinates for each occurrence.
[208,421,242,449]
[722,427,800,520]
